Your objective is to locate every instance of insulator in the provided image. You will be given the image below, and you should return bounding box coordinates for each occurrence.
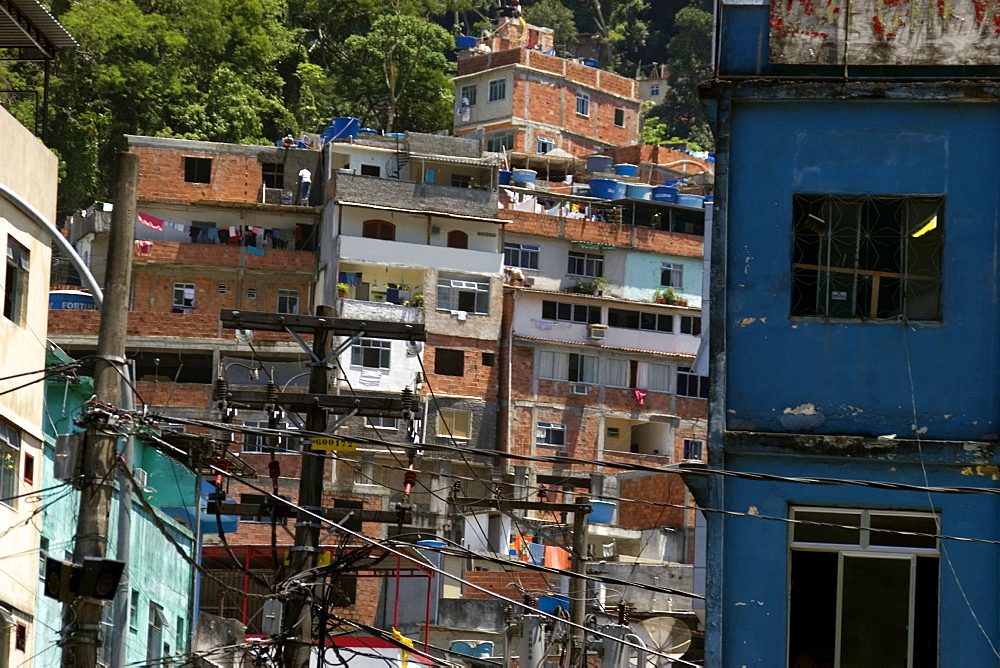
[213,377,228,402]
[400,386,413,411]
[617,601,629,626]
[268,460,281,483]
[265,379,279,404]
[523,593,535,607]
[266,434,279,448]
[403,469,417,487]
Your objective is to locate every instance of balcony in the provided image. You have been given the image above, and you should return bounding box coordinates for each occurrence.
[338,235,502,275]
[332,172,498,219]
[338,298,423,324]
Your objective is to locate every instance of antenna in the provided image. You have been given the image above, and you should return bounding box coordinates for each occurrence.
[638,617,692,664]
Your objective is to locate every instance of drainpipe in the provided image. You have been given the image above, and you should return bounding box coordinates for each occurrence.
[0,182,104,307]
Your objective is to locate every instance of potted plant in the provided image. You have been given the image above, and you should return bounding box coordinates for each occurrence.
[654,287,674,304]
[573,279,596,294]
[594,276,609,296]
[411,293,425,307]
[337,282,350,298]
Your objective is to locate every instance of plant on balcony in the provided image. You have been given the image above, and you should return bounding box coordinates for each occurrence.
[594,276,609,296]
[654,287,674,304]
[337,282,350,298]
[572,278,597,294]
[406,293,425,307]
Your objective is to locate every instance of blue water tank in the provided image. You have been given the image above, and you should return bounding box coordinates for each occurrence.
[538,595,570,613]
[586,155,614,174]
[511,168,537,185]
[613,163,638,177]
[588,178,620,199]
[451,641,493,659]
[589,500,616,524]
[456,35,478,50]
[49,290,96,310]
[677,194,706,208]
[583,58,599,68]
[626,183,652,200]
[498,169,512,185]
[322,117,361,143]
[357,127,379,136]
[652,186,678,203]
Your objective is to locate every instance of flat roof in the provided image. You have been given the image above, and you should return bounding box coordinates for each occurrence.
[0,0,77,55]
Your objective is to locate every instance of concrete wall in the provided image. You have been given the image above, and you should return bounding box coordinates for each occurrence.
[725,100,1000,440]
[623,252,703,307]
[337,222,503,270]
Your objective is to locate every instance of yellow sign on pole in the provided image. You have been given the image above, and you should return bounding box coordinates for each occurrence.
[310,436,358,451]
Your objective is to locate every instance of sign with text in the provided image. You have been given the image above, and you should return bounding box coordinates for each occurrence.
[310,436,358,451]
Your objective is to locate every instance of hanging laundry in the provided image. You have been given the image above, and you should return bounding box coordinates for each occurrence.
[134,240,152,254]
[247,246,265,256]
[544,546,570,569]
[136,212,164,230]
[633,389,647,405]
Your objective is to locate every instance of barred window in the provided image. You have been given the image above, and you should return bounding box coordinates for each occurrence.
[351,338,391,369]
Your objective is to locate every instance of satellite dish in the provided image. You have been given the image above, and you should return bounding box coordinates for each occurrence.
[639,617,692,663]
[235,329,254,344]
[406,341,423,355]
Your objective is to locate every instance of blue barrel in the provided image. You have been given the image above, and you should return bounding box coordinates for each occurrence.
[589,500,616,524]
[357,127,379,136]
[588,178,619,199]
[498,169,511,185]
[652,185,678,203]
[583,57,599,68]
[511,169,537,185]
[456,35,478,50]
[677,194,706,208]
[613,163,638,177]
[323,117,360,142]
[705,195,714,204]
[626,183,652,200]
[586,155,614,174]
[612,179,627,199]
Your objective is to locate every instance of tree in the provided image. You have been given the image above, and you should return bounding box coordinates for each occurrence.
[522,0,578,53]
[644,0,713,148]
[333,13,455,133]
[561,0,649,74]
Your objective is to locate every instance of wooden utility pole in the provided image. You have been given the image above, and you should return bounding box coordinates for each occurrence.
[568,496,591,668]
[63,152,138,667]
[284,304,336,668]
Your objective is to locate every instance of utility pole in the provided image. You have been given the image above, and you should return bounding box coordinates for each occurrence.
[284,304,335,668]
[64,152,138,667]
[568,496,591,668]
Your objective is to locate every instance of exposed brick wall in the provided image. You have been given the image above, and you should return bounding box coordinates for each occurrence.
[134,241,315,273]
[47,308,304,343]
[132,270,312,317]
[609,145,714,177]
[463,570,553,600]
[135,382,212,409]
[130,144,265,205]
[499,209,703,258]
[617,473,689,529]
[423,334,501,401]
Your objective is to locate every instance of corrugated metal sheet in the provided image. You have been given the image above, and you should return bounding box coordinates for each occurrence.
[0,0,77,52]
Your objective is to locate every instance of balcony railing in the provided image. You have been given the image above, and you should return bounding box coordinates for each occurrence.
[338,298,424,324]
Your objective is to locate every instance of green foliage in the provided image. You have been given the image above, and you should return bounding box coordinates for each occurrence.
[333,13,455,133]
[644,0,714,149]
[522,0,577,52]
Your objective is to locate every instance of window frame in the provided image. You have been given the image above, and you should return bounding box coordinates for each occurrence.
[488,78,507,102]
[261,162,284,189]
[5,237,30,325]
[437,277,490,315]
[567,251,604,278]
[351,338,392,370]
[277,289,299,315]
[537,136,555,154]
[536,422,567,447]
[676,366,709,399]
[503,243,540,270]
[660,262,683,289]
[183,157,212,184]
[608,308,674,333]
[0,420,20,507]
[682,439,704,461]
[614,108,625,128]
[576,92,590,117]
[438,409,471,439]
[434,348,466,377]
[172,282,195,313]
[649,84,660,96]
[366,416,398,430]
[680,315,701,336]
[460,84,477,106]
[486,131,514,152]
[541,300,602,325]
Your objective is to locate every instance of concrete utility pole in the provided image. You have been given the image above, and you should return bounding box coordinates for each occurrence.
[64,152,138,667]
[568,496,591,668]
[284,304,336,668]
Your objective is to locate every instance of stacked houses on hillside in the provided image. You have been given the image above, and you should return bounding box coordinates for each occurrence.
[43,18,714,663]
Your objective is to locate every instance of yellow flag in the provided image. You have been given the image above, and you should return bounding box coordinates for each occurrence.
[391,628,414,668]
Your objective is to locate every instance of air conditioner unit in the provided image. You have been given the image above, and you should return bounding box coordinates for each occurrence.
[587,324,607,340]
[134,467,149,490]
[523,276,535,287]
[570,383,589,395]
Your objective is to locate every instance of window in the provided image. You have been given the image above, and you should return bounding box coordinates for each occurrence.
[791,194,943,320]
[217,283,227,294]
[184,157,211,183]
[486,132,514,152]
[788,507,939,668]
[172,283,195,314]
[15,624,25,652]
[536,422,566,447]
[176,617,185,654]
[437,277,490,314]
[460,84,477,105]
[362,219,396,240]
[660,263,683,288]
[608,308,673,333]
[262,162,284,189]
[359,164,381,177]
[277,289,299,315]
[646,362,671,392]
[569,353,598,383]
[39,536,48,577]
[649,84,660,96]
[147,603,164,662]
[567,251,603,278]
[683,439,703,461]
[482,352,495,366]
[438,409,471,439]
[537,351,597,383]
[0,420,20,506]
[435,348,465,376]
[4,238,29,325]
[676,366,708,399]
[129,590,139,630]
[605,358,629,388]
[576,92,590,116]
[447,230,469,249]
[504,243,539,270]
[451,174,471,188]
[614,109,625,127]
[680,315,701,336]
[541,300,601,324]
[537,137,554,154]
[22,453,33,485]
[351,338,391,369]
[366,416,398,430]
[488,78,506,101]
[246,288,257,300]
[355,452,376,485]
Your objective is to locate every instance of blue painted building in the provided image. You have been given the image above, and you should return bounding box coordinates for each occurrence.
[689,1,1000,665]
